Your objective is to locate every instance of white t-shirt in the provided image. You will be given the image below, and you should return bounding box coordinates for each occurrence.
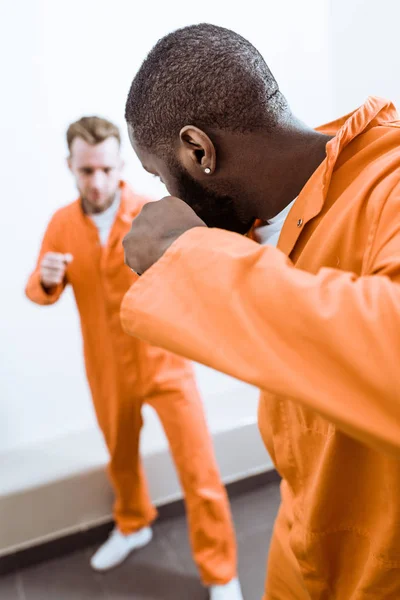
[90,193,121,246]
[254,199,296,247]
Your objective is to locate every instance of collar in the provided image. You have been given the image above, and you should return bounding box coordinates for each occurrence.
[278,96,399,256]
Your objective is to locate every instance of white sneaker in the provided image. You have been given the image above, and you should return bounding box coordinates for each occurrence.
[90,526,153,571]
[209,577,244,600]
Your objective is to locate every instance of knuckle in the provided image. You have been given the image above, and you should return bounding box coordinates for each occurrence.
[140,203,154,218]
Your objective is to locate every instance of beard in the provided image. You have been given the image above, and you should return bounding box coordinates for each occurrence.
[80,189,118,215]
[171,162,255,235]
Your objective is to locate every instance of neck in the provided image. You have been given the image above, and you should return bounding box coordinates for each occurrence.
[242,119,334,221]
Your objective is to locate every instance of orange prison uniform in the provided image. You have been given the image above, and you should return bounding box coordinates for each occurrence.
[25,181,237,585]
[121,98,400,598]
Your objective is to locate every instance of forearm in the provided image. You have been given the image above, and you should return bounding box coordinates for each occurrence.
[121,227,400,457]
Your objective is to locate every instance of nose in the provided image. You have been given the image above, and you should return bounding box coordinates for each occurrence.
[91,169,106,188]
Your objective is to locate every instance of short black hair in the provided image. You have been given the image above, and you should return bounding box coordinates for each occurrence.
[125,23,288,153]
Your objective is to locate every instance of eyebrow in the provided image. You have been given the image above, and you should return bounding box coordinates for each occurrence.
[78,165,114,170]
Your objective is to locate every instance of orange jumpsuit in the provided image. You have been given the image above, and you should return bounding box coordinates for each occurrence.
[121,98,400,598]
[25,182,237,586]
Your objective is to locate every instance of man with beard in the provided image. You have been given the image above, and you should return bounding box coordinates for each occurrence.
[121,23,400,600]
[25,116,242,600]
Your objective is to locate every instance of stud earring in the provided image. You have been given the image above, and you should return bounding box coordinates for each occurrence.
[204,167,211,174]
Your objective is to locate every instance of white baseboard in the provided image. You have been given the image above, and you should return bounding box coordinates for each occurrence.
[0,420,271,557]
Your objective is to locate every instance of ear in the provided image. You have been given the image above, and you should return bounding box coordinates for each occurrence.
[67,156,73,173]
[178,126,216,178]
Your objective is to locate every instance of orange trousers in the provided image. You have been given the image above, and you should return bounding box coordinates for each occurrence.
[96,373,237,586]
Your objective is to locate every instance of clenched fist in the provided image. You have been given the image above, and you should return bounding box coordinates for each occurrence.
[40,252,73,291]
[123,197,206,275]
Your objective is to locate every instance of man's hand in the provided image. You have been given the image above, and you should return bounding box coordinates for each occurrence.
[40,252,73,291]
[123,197,206,275]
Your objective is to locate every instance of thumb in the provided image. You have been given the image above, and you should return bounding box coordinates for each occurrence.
[64,253,73,264]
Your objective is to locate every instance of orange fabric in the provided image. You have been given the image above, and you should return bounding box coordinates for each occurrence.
[263,500,309,600]
[25,181,237,585]
[121,98,400,598]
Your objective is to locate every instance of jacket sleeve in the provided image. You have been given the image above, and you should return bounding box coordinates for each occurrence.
[120,185,400,457]
[25,214,67,305]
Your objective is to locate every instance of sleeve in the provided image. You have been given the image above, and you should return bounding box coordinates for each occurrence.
[25,214,67,305]
[120,186,400,457]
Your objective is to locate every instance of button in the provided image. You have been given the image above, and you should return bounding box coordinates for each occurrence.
[297,218,303,227]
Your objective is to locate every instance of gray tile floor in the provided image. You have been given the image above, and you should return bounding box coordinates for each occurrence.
[0,481,280,600]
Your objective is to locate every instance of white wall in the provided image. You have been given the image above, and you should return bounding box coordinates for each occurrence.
[0,0,334,454]
[330,0,400,114]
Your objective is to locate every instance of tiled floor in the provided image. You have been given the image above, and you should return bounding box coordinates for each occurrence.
[0,481,280,600]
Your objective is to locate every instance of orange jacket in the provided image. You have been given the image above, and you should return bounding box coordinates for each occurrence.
[26,182,191,413]
[121,98,400,598]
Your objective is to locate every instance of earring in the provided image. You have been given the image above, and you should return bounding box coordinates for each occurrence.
[204,167,211,174]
